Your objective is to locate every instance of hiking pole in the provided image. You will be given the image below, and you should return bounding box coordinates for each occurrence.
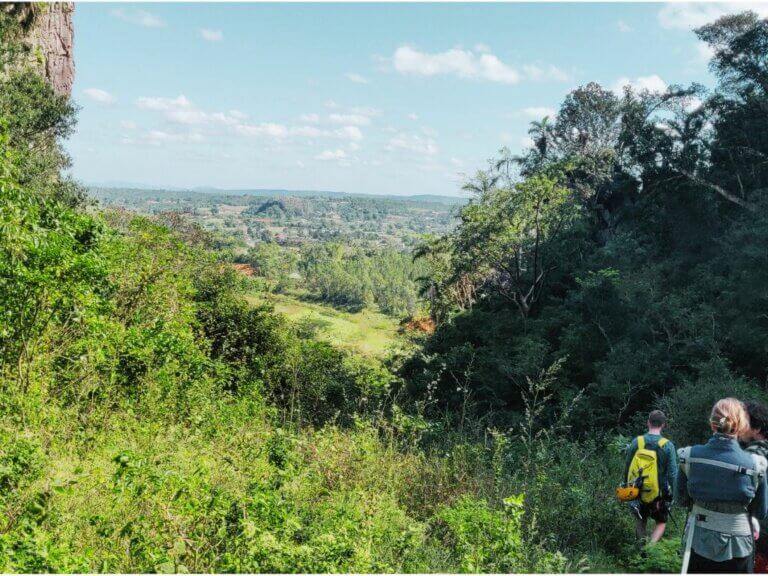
[681,512,695,574]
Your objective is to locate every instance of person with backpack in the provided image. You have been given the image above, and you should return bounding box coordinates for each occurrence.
[623,409,678,545]
[677,398,768,574]
[742,400,768,573]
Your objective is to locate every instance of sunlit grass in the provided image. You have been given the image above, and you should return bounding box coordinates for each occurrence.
[244,291,401,357]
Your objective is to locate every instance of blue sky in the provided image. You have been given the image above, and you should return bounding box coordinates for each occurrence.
[66,2,759,196]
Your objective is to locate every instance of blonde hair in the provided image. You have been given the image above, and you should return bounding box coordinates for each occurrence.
[710,398,750,436]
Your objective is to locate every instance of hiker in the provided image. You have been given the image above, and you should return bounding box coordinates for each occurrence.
[623,409,677,545]
[742,400,768,573]
[677,398,768,574]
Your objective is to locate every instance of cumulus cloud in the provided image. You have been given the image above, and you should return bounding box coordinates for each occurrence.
[386,132,438,155]
[111,8,164,28]
[657,2,768,30]
[144,130,204,146]
[521,64,570,82]
[83,88,114,104]
[694,42,716,65]
[136,94,369,155]
[315,149,347,160]
[612,75,668,95]
[334,125,363,141]
[200,29,223,41]
[391,45,569,84]
[345,73,370,84]
[136,95,246,127]
[617,20,631,32]
[393,46,519,84]
[328,113,371,126]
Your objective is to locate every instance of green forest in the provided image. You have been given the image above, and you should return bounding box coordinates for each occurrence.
[3,6,768,574]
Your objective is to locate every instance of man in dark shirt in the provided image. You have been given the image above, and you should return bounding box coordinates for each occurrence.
[624,409,678,544]
[742,400,768,572]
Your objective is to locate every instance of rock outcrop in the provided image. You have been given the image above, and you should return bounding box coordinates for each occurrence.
[4,2,74,96]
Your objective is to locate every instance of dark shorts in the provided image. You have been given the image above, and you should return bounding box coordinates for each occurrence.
[636,499,669,523]
[689,550,753,574]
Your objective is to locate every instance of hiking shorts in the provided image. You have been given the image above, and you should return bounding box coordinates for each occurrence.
[637,499,669,523]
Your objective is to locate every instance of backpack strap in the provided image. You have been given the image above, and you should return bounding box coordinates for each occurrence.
[637,435,645,451]
[686,457,759,478]
[678,446,692,477]
[658,437,668,448]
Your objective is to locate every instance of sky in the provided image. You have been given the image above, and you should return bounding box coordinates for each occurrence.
[66,2,766,197]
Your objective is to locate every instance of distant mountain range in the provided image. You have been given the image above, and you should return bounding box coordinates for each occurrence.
[87,184,469,206]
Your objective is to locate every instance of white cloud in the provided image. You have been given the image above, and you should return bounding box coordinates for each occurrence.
[136,95,247,128]
[334,125,363,141]
[657,3,768,30]
[392,46,519,84]
[386,132,438,155]
[612,75,668,95]
[119,120,137,130]
[200,29,223,42]
[300,113,321,123]
[617,20,631,32]
[345,72,370,84]
[694,42,716,65]
[137,95,208,124]
[234,123,322,139]
[83,88,114,104]
[520,136,535,148]
[145,130,204,145]
[328,113,371,126]
[315,149,347,160]
[392,45,569,84]
[111,8,164,28]
[474,43,492,53]
[685,97,704,113]
[407,113,419,121]
[522,106,556,119]
[522,64,570,82]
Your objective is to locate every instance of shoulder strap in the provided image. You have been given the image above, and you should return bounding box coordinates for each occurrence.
[637,435,645,450]
[686,456,759,477]
[678,446,692,476]
[659,437,668,448]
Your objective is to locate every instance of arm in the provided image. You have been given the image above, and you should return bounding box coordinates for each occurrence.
[675,447,692,508]
[666,442,679,501]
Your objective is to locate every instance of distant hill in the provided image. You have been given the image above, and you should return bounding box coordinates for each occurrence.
[90,186,469,206]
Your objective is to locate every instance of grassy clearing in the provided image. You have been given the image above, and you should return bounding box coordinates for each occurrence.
[244,291,402,358]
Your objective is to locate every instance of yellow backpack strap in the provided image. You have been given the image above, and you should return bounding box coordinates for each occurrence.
[658,438,668,448]
[637,436,645,450]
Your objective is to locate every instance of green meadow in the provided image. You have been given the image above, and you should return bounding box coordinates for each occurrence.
[244,291,402,358]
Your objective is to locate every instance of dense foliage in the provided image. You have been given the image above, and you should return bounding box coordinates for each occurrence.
[405,12,768,444]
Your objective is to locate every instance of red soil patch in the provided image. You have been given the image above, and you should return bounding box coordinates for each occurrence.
[232,263,256,277]
[403,316,436,334]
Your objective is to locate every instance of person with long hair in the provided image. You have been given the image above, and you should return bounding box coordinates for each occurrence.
[677,398,768,573]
